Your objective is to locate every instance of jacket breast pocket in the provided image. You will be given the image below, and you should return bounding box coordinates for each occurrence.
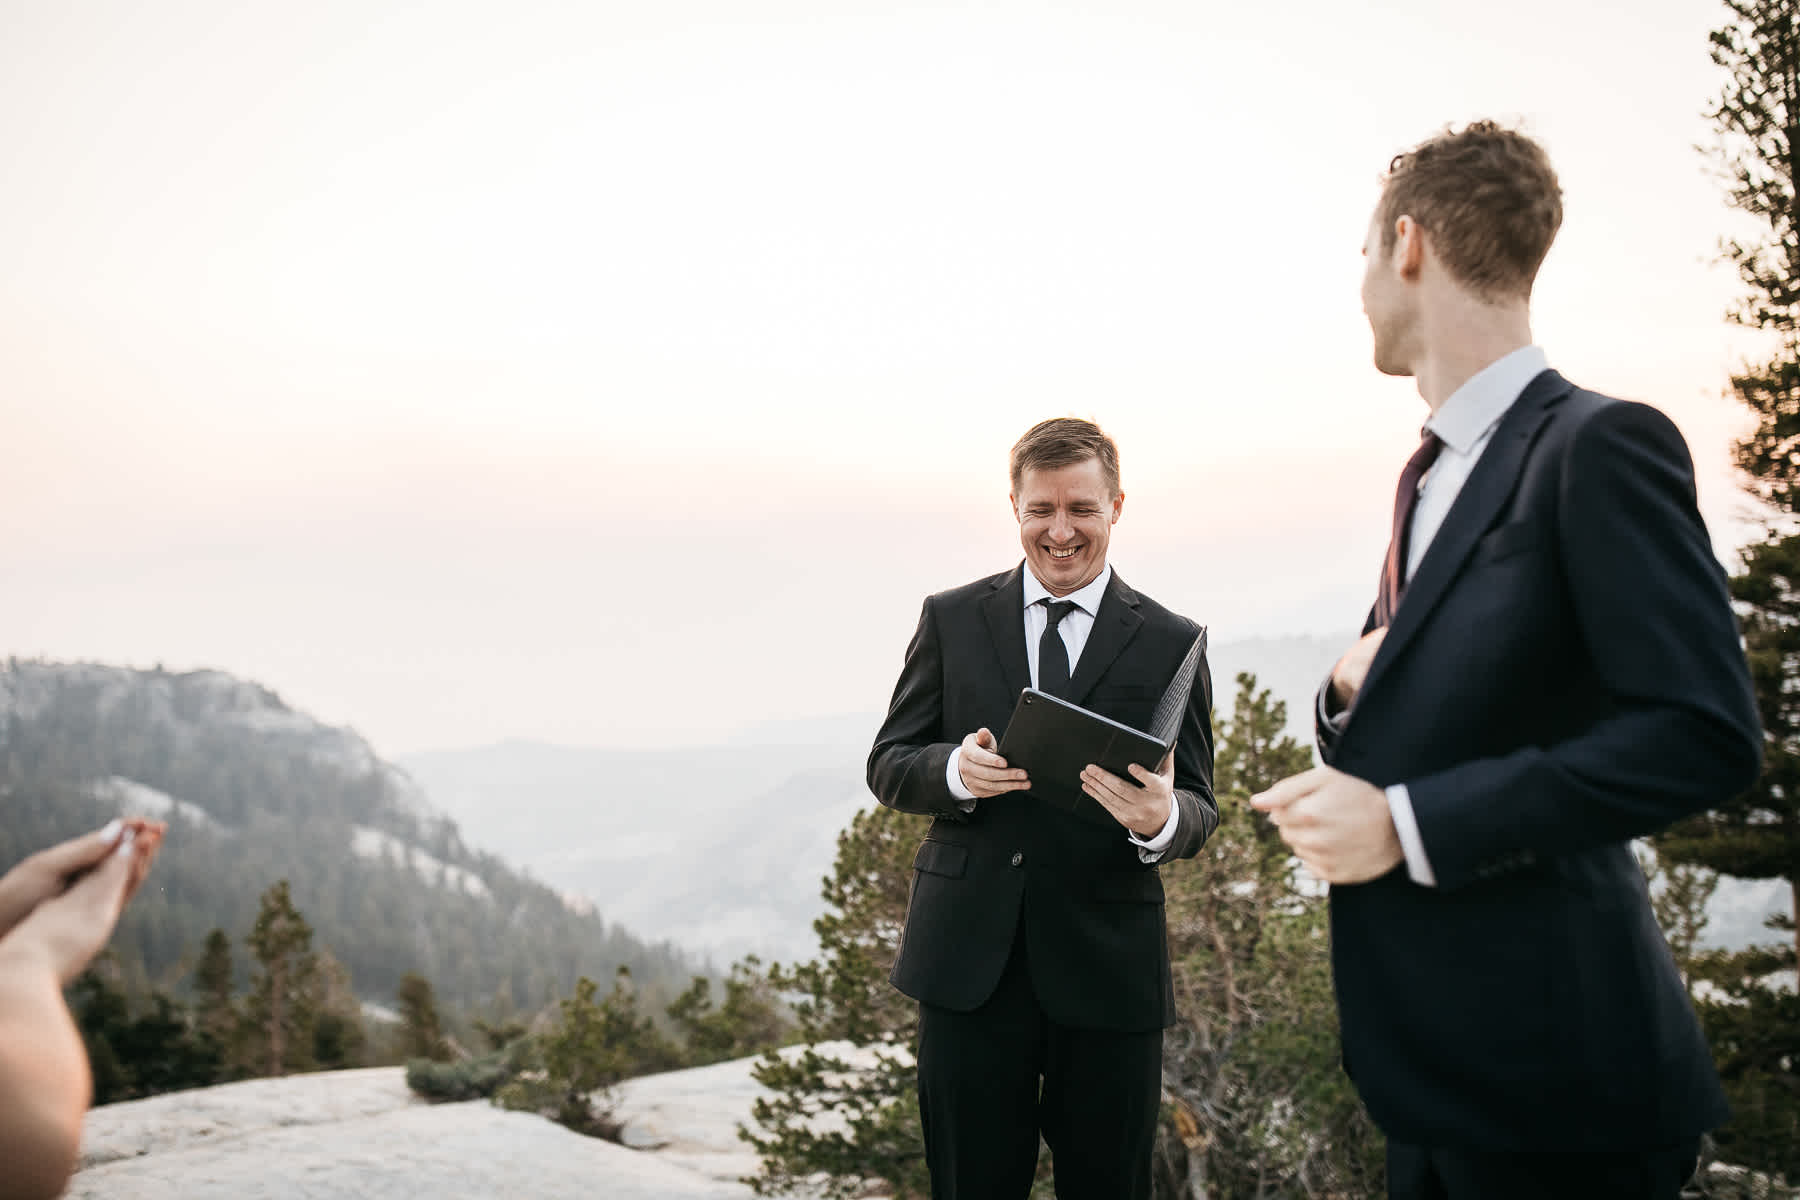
[1471,520,1544,565]
[913,839,969,879]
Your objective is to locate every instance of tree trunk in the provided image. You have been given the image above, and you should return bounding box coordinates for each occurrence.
[268,961,287,1077]
[1185,1148,1210,1200]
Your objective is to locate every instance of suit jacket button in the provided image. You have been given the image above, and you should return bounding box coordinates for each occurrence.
[1011,852,1024,868]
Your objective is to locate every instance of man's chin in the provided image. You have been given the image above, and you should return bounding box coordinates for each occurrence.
[1372,353,1416,379]
[1033,558,1099,596]
[1371,339,1416,378]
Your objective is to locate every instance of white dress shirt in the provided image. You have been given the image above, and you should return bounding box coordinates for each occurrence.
[1328,345,1550,887]
[946,563,1182,862]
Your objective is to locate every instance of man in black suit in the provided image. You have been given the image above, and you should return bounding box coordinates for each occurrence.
[1252,122,1763,1199]
[868,417,1216,1200]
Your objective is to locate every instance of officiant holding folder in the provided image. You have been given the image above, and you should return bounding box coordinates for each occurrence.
[868,417,1217,1200]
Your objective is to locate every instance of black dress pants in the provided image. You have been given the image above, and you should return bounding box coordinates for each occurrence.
[1387,1137,1702,1200]
[915,922,1162,1200]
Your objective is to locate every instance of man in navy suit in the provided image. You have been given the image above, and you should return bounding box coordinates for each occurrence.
[1252,122,1762,1199]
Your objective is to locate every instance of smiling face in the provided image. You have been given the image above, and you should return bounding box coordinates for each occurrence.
[1011,456,1123,596]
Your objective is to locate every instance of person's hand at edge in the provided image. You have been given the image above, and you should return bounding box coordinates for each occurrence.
[0,820,166,986]
[0,821,133,940]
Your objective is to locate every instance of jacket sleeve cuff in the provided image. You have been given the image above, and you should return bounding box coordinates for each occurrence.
[1128,799,1181,863]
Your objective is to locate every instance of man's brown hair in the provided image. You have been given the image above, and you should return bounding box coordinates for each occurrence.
[1378,121,1563,302]
[1010,417,1121,497]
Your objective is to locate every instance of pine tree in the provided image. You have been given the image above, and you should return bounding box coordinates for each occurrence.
[518,974,626,1137]
[192,927,237,1058]
[1635,846,1721,993]
[70,955,223,1102]
[1651,0,1800,1176]
[398,971,453,1062]
[666,956,791,1066]
[1157,673,1383,1198]
[109,992,222,1096]
[742,803,930,1199]
[245,880,318,1077]
[310,950,367,1069]
[494,967,680,1139]
[68,958,134,1104]
[590,966,683,1079]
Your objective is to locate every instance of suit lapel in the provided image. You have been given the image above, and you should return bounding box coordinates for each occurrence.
[980,566,1032,702]
[1354,369,1573,710]
[1067,571,1145,706]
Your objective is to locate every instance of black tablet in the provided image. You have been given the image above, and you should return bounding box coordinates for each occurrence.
[997,689,1169,828]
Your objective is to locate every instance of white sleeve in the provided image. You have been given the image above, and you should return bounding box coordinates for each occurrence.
[945,747,978,811]
[1385,783,1436,887]
[1127,799,1181,864]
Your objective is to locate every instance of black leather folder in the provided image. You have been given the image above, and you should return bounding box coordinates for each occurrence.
[997,628,1208,828]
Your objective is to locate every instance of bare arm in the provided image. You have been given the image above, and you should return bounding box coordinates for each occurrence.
[0,821,164,1200]
[0,939,91,1200]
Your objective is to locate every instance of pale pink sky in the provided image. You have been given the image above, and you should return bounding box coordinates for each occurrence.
[0,0,1768,754]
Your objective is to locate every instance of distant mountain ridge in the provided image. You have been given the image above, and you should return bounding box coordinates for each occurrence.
[0,660,698,1015]
[401,632,1358,965]
[403,630,1789,964]
[401,740,870,967]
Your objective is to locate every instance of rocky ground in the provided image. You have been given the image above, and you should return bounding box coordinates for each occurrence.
[69,1050,832,1199]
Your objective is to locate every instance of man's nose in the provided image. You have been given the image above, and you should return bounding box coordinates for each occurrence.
[1048,514,1075,541]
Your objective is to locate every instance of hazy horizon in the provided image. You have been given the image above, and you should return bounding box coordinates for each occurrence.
[2,0,1770,757]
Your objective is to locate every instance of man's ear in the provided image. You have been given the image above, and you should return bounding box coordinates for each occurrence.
[1395,215,1426,281]
[1010,492,1020,521]
[1111,491,1125,523]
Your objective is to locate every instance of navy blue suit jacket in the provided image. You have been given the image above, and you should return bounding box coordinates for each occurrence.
[1318,371,1762,1150]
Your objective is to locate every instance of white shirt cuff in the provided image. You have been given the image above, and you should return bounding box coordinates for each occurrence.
[1385,784,1436,887]
[1127,798,1181,863]
[945,747,978,811]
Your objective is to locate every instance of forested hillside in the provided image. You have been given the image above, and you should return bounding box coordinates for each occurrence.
[0,660,696,1016]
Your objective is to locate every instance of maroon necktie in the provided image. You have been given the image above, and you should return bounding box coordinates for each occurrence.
[1373,430,1444,628]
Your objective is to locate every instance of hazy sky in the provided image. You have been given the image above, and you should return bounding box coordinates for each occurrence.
[0,0,1772,755]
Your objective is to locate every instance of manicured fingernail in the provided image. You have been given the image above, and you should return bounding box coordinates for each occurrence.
[113,830,136,858]
[98,820,123,844]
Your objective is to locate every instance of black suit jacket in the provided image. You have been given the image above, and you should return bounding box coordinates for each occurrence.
[1317,371,1762,1151]
[867,566,1217,1032]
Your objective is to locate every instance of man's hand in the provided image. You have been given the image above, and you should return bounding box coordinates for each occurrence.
[1329,627,1388,712]
[957,728,1031,798]
[1250,766,1402,884]
[1081,749,1175,839]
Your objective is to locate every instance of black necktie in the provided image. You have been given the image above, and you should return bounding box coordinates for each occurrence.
[1373,429,1445,628]
[1037,599,1079,699]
